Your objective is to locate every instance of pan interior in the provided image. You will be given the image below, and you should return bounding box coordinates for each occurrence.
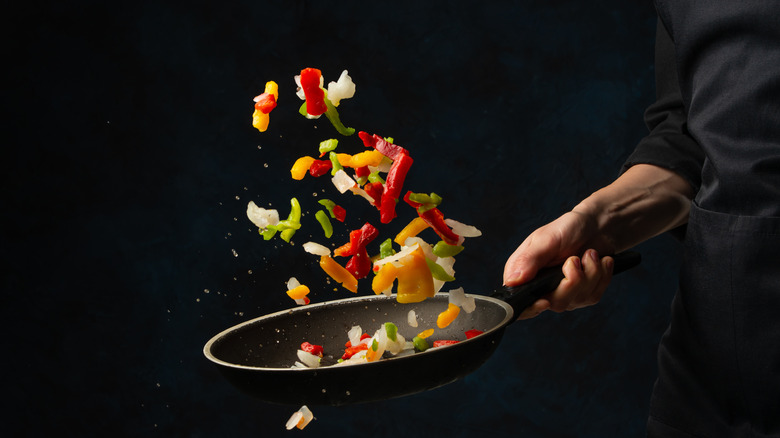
[205,293,513,370]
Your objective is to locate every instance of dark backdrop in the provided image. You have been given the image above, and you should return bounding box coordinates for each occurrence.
[5,1,683,436]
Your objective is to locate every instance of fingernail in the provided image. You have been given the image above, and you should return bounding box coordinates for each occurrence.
[589,249,599,261]
[605,257,614,271]
[571,257,581,270]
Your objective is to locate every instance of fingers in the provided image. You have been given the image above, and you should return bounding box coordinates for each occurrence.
[518,250,614,320]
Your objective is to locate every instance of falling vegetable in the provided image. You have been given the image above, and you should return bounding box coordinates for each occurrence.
[252,80,278,132]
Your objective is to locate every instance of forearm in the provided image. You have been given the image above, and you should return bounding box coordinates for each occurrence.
[572,163,695,253]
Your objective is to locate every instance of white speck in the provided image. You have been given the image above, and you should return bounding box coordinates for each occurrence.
[204,289,210,294]
[232,249,238,257]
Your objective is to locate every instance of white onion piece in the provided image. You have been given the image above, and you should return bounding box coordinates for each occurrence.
[303,241,330,256]
[296,350,321,368]
[403,237,435,261]
[386,333,406,355]
[349,185,375,203]
[285,412,303,430]
[348,325,362,347]
[449,287,476,313]
[297,406,314,429]
[331,169,356,193]
[246,201,279,229]
[445,219,482,237]
[286,277,301,290]
[381,285,392,296]
[373,242,419,269]
[285,405,314,430]
[326,70,356,106]
[407,310,418,327]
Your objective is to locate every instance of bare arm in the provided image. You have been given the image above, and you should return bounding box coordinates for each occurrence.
[503,163,694,319]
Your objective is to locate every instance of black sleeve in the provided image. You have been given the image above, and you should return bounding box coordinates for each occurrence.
[620,18,704,193]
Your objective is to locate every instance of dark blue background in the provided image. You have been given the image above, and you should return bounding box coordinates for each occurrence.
[6,0,683,436]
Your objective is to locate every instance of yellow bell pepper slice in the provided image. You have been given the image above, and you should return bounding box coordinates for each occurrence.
[372,262,398,295]
[319,255,358,293]
[286,285,310,300]
[265,80,279,100]
[252,109,270,132]
[394,217,430,245]
[336,150,385,168]
[417,328,434,339]
[395,247,435,303]
[436,303,460,329]
[290,156,316,180]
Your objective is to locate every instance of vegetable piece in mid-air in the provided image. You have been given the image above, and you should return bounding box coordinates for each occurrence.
[252,80,278,132]
[319,255,358,292]
[285,405,314,430]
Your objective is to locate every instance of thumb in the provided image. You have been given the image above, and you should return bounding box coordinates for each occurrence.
[503,236,561,286]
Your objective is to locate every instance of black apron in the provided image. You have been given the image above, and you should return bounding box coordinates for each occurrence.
[647,204,780,437]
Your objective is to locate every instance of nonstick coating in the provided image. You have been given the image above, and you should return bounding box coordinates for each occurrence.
[204,293,514,405]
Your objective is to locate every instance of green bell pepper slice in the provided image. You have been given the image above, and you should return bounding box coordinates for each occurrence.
[315,209,333,238]
[433,241,464,258]
[426,257,456,282]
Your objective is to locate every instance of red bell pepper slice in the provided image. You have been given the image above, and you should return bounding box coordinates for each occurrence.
[299,68,327,117]
[380,152,413,224]
[403,191,460,245]
[300,342,324,357]
[364,181,384,209]
[254,92,277,114]
[432,340,459,348]
[358,131,408,160]
[355,165,371,180]
[342,343,369,360]
[308,159,333,177]
[345,250,372,279]
[334,222,379,279]
[345,333,371,347]
[332,204,346,222]
[334,222,379,257]
[465,329,483,339]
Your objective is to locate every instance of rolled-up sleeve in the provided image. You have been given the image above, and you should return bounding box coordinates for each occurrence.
[621,18,704,193]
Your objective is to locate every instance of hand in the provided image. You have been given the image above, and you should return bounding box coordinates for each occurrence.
[503,211,615,319]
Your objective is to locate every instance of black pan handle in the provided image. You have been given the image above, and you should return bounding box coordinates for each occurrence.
[492,251,641,319]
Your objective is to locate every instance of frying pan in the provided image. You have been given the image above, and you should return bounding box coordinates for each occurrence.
[204,251,640,405]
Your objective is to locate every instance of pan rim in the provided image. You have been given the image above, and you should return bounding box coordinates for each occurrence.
[203,292,514,372]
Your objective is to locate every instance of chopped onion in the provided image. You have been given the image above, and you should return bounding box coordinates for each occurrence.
[296,350,321,368]
[331,169,356,193]
[373,242,419,269]
[326,70,356,106]
[285,412,303,430]
[246,201,279,229]
[444,219,482,238]
[348,325,362,347]
[286,277,301,290]
[381,285,392,296]
[449,287,476,313]
[407,310,418,327]
[403,237,434,260]
[349,185,375,203]
[303,241,330,256]
[285,405,314,430]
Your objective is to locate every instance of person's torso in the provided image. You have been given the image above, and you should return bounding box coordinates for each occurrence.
[655,0,780,216]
